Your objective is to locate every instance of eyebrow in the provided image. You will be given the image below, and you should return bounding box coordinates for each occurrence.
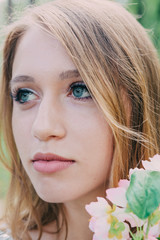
[10,69,80,87]
[10,75,34,88]
[59,69,80,80]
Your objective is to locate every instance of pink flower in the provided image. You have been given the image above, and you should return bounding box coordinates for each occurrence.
[85,154,160,240]
[85,197,113,236]
[106,179,144,228]
[86,197,110,218]
[85,197,130,240]
[142,154,160,171]
[148,223,160,238]
[106,179,129,208]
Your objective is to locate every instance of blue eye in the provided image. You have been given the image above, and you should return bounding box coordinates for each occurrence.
[70,82,91,100]
[11,88,37,104]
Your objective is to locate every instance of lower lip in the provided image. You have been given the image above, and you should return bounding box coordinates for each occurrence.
[32,160,74,173]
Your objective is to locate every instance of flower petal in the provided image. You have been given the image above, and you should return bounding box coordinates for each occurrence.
[89,217,96,232]
[142,154,160,171]
[94,217,110,240]
[85,197,109,217]
[118,179,130,189]
[106,187,127,207]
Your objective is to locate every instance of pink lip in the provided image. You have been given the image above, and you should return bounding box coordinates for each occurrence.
[32,153,75,173]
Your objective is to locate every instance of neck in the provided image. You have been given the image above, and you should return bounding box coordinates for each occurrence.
[59,201,92,240]
[58,186,107,240]
[41,186,107,240]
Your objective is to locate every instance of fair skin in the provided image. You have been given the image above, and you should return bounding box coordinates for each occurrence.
[11,27,113,240]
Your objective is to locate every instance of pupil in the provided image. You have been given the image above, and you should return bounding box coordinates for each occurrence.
[73,87,84,97]
[20,92,29,102]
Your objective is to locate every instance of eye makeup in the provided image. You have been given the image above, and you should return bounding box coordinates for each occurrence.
[10,81,92,105]
[68,81,92,101]
[10,87,38,104]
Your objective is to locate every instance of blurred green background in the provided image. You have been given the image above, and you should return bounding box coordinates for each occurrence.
[0,0,160,201]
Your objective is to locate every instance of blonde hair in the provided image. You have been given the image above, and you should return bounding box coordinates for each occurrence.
[0,0,160,239]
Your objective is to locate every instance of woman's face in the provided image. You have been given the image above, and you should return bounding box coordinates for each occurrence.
[11,27,113,203]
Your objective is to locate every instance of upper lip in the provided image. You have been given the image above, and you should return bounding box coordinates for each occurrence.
[32,152,74,162]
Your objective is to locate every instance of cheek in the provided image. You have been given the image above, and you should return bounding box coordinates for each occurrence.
[68,106,113,151]
[12,107,33,154]
[67,106,114,170]
[85,122,113,176]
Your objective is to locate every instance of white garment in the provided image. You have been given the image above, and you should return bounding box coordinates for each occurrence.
[0,231,13,240]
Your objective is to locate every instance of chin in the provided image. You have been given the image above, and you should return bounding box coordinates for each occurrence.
[35,191,61,203]
[34,188,69,203]
[35,189,84,204]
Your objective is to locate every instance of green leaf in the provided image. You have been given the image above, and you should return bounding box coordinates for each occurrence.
[150,209,160,226]
[126,170,160,219]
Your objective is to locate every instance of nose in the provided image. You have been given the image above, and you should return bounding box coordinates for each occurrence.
[31,97,66,141]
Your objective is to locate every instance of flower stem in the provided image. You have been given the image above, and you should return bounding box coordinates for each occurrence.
[145,216,151,238]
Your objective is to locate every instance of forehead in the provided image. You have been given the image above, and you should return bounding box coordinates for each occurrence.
[12,27,76,78]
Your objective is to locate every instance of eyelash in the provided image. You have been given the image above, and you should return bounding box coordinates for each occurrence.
[10,88,38,104]
[10,82,92,104]
[68,82,92,100]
